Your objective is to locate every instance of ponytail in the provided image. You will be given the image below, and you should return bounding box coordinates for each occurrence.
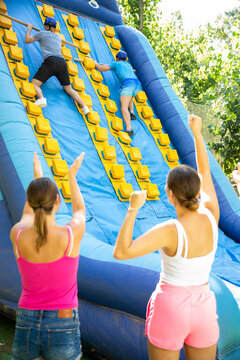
[27,177,59,252]
[34,207,48,252]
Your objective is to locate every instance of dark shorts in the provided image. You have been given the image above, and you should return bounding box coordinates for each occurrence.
[11,308,82,360]
[33,56,71,86]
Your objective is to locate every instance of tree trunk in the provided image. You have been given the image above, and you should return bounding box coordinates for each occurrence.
[139,0,144,32]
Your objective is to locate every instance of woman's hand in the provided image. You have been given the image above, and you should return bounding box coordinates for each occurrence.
[231,170,240,184]
[129,190,147,211]
[33,152,43,179]
[69,153,85,178]
[188,114,202,135]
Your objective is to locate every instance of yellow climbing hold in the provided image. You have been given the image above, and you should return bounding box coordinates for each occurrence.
[91,69,103,83]
[147,183,160,198]
[3,29,18,45]
[52,159,68,177]
[72,77,85,92]
[159,133,170,146]
[68,14,79,27]
[35,118,51,135]
[119,183,133,199]
[111,164,125,179]
[137,165,150,179]
[9,45,23,61]
[20,81,36,98]
[129,147,142,161]
[110,38,121,50]
[44,138,60,155]
[73,27,84,40]
[15,62,30,79]
[103,143,117,160]
[42,4,55,17]
[87,111,100,125]
[136,91,147,103]
[95,126,108,142]
[104,25,115,38]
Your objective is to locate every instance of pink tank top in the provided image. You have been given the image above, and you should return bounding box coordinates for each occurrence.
[15,226,79,310]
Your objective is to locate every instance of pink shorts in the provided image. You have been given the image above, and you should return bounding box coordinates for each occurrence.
[145,283,219,351]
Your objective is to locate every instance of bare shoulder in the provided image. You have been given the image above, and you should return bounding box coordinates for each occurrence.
[200,190,219,224]
[149,220,178,245]
[10,223,26,244]
[67,217,85,242]
[162,220,178,246]
[155,220,177,233]
[149,220,178,255]
[198,203,219,225]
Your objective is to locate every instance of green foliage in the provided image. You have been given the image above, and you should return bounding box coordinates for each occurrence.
[117,0,240,175]
[206,12,240,174]
[117,0,160,38]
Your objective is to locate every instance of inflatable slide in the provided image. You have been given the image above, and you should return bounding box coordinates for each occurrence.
[0,0,240,359]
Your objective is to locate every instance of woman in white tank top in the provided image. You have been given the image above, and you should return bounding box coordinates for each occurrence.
[114,115,220,360]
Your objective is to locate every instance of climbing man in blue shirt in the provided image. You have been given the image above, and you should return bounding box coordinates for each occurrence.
[25,17,90,115]
[94,51,141,136]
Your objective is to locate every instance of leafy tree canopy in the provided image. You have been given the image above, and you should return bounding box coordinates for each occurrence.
[117,0,240,174]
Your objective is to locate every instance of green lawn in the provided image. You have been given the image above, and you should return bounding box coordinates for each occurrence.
[0,314,96,360]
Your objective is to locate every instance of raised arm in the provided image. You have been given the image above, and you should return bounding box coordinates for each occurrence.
[10,152,42,243]
[113,191,174,260]
[188,114,219,222]
[67,153,86,241]
[25,24,36,44]
[94,60,111,72]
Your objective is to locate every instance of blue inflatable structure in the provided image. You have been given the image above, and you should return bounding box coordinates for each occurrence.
[0,1,240,359]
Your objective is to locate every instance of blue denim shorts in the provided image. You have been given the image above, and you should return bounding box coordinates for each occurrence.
[11,308,82,360]
[120,78,141,97]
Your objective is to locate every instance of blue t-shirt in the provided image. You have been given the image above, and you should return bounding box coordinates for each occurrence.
[110,60,137,84]
[33,31,64,60]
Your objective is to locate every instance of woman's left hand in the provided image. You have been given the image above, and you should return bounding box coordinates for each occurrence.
[33,152,43,179]
[69,152,85,178]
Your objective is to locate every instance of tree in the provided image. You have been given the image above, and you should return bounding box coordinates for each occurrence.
[117,1,240,174]
[206,10,240,173]
[117,0,160,38]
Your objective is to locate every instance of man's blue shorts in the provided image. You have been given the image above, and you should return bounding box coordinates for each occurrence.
[120,78,142,97]
[11,309,82,360]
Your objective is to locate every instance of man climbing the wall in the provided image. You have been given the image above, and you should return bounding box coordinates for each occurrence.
[94,51,141,136]
[25,17,90,115]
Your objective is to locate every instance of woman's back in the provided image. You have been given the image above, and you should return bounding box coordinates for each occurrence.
[16,225,79,310]
[160,208,218,286]
[10,152,86,360]
[17,224,78,263]
[165,208,216,259]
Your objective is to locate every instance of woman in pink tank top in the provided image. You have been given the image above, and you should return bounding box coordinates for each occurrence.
[10,152,86,360]
[114,115,220,360]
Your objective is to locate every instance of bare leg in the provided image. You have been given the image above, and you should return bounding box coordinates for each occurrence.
[147,339,180,360]
[184,343,217,360]
[128,97,134,113]
[63,85,85,107]
[120,95,133,131]
[32,78,44,99]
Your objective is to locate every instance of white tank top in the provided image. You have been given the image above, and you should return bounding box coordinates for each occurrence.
[159,208,218,286]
